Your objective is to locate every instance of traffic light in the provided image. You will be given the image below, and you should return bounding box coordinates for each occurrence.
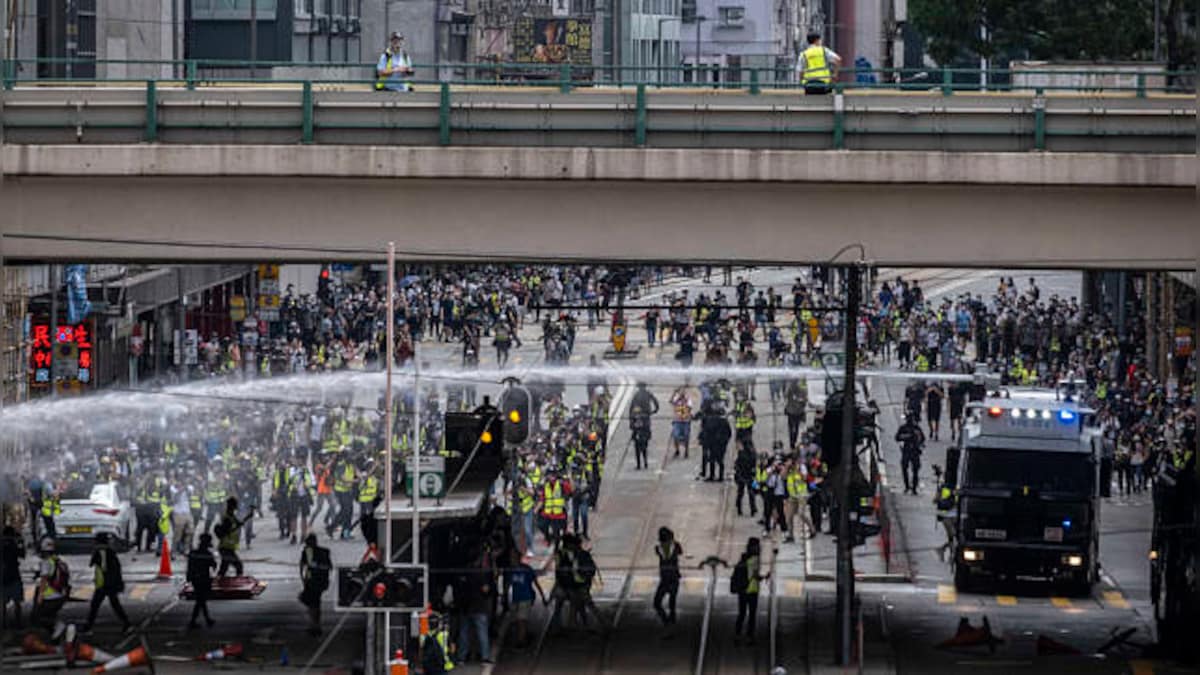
[336,564,427,610]
[501,387,531,445]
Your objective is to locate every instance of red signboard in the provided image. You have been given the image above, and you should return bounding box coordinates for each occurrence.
[31,320,93,386]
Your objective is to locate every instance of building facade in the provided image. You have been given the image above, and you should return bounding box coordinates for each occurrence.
[680,0,799,84]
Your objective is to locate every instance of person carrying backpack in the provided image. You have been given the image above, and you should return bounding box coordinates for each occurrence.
[730,537,768,645]
[82,533,131,634]
[299,534,332,636]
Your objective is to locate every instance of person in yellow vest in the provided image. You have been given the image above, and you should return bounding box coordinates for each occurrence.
[32,539,69,629]
[734,394,756,445]
[215,497,245,577]
[40,487,62,540]
[82,532,131,633]
[329,457,357,540]
[376,32,414,92]
[540,471,570,549]
[784,460,814,542]
[156,495,173,555]
[797,32,841,95]
[203,467,227,533]
[420,612,456,673]
[357,464,381,547]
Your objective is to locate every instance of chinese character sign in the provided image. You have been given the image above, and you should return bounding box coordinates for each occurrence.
[30,320,93,386]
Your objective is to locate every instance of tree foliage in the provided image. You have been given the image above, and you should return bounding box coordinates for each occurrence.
[909,0,1157,65]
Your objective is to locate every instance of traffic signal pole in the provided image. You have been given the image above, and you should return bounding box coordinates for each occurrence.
[836,263,861,665]
[382,242,396,672]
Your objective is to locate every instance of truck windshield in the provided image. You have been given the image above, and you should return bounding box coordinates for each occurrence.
[964,449,1092,495]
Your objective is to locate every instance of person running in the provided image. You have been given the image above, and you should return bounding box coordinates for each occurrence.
[82,533,132,634]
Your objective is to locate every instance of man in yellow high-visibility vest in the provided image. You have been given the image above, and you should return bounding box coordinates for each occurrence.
[376,32,414,92]
[797,32,841,95]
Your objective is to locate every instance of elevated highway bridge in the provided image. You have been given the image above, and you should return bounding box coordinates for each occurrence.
[0,83,1194,267]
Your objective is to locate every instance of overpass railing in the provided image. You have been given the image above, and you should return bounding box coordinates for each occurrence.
[1,58,1194,153]
[1,57,1195,96]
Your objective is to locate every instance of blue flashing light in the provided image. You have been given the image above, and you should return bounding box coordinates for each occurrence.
[1062,519,1072,529]
[1058,409,1076,423]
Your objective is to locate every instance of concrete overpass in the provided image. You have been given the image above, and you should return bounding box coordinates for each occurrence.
[0,88,1195,268]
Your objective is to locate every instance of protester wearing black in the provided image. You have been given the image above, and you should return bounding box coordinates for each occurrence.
[733,443,757,517]
[186,533,218,629]
[653,527,682,626]
[895,416,926,495]
[299,534,332,636]
[698,402,732,482]
[82,533,131,633]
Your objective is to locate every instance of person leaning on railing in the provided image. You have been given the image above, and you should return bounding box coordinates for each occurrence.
[376,31,414,92]
[797,32,841,95]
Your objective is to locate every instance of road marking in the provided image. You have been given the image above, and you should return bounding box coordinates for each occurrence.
[996,595,1017,606]
[784,579,804,598]
[1050,597,1072,609]
[937,585,956,605]
[130,583,155,601]
[1102,590,1130,609]
[75,585,95,601]
[630,575,657,597]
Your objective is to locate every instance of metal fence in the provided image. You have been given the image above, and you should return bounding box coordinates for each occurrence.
[1,57,1195,96]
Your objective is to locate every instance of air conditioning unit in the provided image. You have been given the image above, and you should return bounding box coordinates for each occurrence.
[331,18,343,35]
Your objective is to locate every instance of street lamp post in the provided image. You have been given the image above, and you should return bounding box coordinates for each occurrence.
[656,17,679,86]
[692,15,707,84]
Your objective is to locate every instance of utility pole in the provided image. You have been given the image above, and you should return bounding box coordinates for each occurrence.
[835,262,860,665]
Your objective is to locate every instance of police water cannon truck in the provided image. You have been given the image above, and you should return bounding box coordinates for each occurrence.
[943,390,1100,593]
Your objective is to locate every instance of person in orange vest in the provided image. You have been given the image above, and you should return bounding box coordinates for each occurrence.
[311,459,336,532]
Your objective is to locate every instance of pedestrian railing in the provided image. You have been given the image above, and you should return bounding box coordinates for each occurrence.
[1,57,1195,97]
[1,57,1194,152]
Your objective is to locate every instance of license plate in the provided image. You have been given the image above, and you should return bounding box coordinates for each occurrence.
[974,528,1006,540]
[1043,527,1064,542]
[65,525,92,535]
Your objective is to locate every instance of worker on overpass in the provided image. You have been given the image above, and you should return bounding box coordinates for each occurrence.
[376,32,414,92]
[798,32,841,95]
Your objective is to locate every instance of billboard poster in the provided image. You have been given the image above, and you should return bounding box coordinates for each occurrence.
[513,18,592,64]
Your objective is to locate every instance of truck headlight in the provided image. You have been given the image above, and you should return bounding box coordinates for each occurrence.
[1065,555,1084,567]
[963,549,983,562]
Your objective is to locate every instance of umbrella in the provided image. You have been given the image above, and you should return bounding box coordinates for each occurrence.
[399,275,422,288]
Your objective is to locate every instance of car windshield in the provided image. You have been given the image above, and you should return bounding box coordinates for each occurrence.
[964,449,1092,495]
[62,483,108,502]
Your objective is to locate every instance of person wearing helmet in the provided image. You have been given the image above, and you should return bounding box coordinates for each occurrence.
[895,414,926,495]
[214,497,245,577]
[32,538,69,629]
[82,532,131,634]
[420,611,455,674]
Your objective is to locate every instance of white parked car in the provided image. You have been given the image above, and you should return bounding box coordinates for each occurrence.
[56,481,134,550]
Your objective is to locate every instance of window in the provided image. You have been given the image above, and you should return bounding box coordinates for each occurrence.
[681,0,697,22]
[718,6,744,27]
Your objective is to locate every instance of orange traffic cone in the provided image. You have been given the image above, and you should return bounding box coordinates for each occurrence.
[157,537,172,580]
[68,642,117,666]
[92,645,149,673]
[1036,634,1081,656]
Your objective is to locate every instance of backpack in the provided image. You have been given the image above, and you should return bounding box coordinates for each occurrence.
[729,555,748,595]
[576,549,598,588]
